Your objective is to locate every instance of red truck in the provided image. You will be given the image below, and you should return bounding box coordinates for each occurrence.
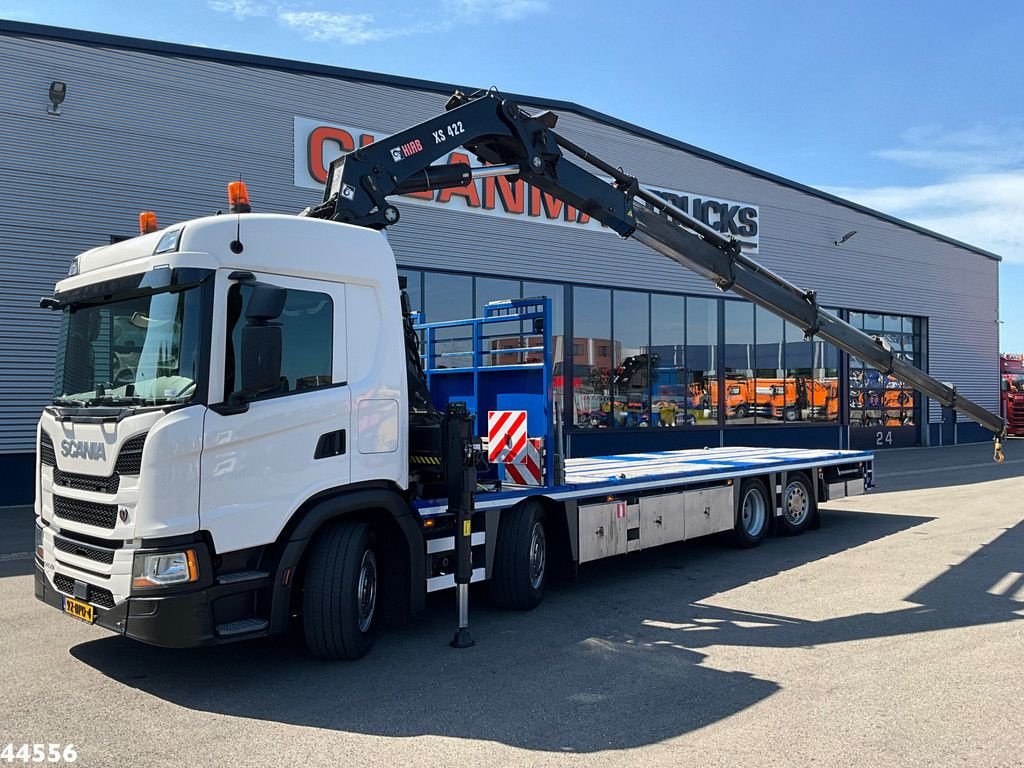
[1001,353,1024,435]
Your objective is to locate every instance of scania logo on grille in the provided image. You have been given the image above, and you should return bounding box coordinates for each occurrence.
[118,506,129,523]
[59,439,107,461]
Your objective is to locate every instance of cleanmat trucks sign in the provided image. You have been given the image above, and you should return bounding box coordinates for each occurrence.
[294,116,760,252]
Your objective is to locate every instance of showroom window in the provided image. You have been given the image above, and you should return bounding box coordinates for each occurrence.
[398,269,423,314]
[754,306,784,424]
[423,272,473,369]
[686,297,718,425]
[724,301,755,423]
[571,290,723,431]
[847,311,923,428]
[409,269,566,407]
[724,300,841,425]
[784,313,840,424]
[611,291,651,428]
[572,286,612,428]
[522,280,566,413]
[650,293,686,427]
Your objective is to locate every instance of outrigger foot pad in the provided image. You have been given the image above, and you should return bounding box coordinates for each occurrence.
[450,628,475,649]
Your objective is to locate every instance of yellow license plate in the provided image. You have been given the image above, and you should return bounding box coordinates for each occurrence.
[63,596,94,624]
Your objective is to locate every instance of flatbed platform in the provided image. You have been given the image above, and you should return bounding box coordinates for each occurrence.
[417,446,873,516]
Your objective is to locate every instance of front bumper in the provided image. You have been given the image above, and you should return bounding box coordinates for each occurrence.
[35,559,224,648]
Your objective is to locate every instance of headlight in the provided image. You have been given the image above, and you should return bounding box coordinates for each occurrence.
[35,523,44,561]
[132,550,199,589]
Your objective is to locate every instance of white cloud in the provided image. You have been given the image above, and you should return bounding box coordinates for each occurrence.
[823,126,1024,263]
[209,0,549,44]
[208,0,270,18]
[276,10,414,44]
[873,124,1024,174]
[442,0,548,20]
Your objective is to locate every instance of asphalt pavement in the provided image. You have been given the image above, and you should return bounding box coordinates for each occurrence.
[2,441,1023,767]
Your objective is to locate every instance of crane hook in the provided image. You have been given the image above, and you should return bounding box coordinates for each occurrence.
[994,435,1005,464]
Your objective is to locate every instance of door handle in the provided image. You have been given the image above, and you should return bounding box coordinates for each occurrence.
[314,429,346,459]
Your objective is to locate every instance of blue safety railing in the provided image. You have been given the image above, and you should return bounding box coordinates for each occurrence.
[414,297,554,487]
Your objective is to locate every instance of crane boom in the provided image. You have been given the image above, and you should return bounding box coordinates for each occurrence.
[301,89,1006,461]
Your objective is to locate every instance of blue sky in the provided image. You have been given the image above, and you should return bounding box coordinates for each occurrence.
[5,0,1024,350]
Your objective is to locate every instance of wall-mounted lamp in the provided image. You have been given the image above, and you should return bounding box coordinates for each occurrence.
[834,230,857,246]
[47,81,67,115]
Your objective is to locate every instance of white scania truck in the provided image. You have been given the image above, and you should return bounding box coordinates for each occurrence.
[33,91,1004,658]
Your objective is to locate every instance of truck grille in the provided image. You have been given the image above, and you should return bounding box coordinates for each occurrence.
[54,533,117,565]
[53,496,118,530]
[53,469,120,495]
[52,573,116,609]
[39,433,56,467]
[113,434,147,475]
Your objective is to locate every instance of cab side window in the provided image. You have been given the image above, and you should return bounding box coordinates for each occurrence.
[224,283,334,401]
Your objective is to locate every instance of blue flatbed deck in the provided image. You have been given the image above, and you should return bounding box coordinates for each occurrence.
[416,446,873,516]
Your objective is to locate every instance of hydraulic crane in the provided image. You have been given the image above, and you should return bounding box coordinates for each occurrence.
[302,88,1006,462]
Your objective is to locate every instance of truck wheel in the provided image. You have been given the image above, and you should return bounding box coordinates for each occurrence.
[303,520,379,660]
[734,404,749,420]
[490,499,547,610]
[733,478,769,548]
[783,405,800,422]
[778,473,815,536]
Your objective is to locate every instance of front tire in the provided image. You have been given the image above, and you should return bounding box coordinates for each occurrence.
[303,521,379,660]
[733,478,770,548]
[490,500,547,610]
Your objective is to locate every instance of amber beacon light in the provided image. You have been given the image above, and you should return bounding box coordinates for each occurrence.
[228,181,252,213]
[139,211,158,234]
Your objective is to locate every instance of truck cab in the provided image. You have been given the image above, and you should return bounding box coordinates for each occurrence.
[35,213,419,649]
[1000,353,1024,436]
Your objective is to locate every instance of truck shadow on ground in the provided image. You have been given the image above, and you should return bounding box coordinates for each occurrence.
[70,509,1023,753]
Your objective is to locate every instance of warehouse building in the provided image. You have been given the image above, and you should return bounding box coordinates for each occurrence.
[0,20,1002,506]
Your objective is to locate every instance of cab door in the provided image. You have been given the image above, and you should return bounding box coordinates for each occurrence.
[200,270,350,553]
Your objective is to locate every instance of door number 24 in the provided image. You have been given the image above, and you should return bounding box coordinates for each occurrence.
[875,430,893,446]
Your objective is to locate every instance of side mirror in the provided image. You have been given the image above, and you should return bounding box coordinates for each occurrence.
[246,283,286,322]
[240,325,282,395]
[240,282,286,396]
[237,281,287,398]
[1001,378,1010,392]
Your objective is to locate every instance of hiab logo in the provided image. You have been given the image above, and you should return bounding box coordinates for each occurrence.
[294,116,760,251]
[391,139,424,162]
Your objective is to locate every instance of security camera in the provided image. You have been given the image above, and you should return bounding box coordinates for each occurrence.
[48,81,67,115]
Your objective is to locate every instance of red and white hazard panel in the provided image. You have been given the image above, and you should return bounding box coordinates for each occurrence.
[488,410,528,464]
[503,438,544,487]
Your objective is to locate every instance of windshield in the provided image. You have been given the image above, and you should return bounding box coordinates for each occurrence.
[1004,374,1024,392]
[53,286,204,407]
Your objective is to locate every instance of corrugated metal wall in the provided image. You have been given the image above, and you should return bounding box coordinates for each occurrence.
[0,29,999,453]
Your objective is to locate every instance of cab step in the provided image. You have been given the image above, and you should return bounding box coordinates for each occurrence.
[215,618,269,637]
[215,570,269,585]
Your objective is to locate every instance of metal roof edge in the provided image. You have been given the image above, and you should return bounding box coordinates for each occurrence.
[0,19,1002,263]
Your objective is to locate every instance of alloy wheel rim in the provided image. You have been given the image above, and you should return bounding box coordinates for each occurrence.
[785,482,809,525]
[357,549,378,633]
[529,521,546,589]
